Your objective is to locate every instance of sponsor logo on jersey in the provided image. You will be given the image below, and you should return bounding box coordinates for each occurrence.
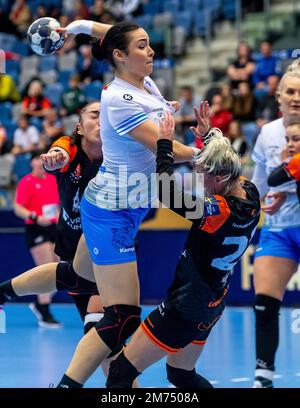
[204,197,220,216]
[123,94,133,101]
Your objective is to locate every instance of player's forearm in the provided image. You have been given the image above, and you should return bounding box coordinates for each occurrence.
[173,140,196,163]
[14,203,31,220]
[91,22,112,38]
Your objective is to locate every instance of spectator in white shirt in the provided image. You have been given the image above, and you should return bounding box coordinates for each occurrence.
[12,115,40,156]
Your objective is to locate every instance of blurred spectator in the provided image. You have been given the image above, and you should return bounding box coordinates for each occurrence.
[0,8,19,35]
[210,94,233,136]
[71,0,90,19]
[227,120,248,159]
[90,0,116,24]
[22,80,51,119]
[221,83,234,111]
[253,41,280,95]
[60,74,86,116]
[227,41,255,89]
[232,81,258,148]
[231,81,256,122]
[0,122,11,155]
[0,73,21,103]
[256,74,280,125]
[79,45,102,83]
[11,115,40,155]
[0,122,15,190]
[42,109,65,147]
[33,4,48,20]
[107,0,143,20]
[175,86,202,144]
[9,0,32,37]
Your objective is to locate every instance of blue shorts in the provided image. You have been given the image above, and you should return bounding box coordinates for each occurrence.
[81,196,150,265]
[255,227,300,263]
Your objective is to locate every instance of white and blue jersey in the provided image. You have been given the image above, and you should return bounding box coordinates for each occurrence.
[82,76,174,265]
[252,118,300,229]
[85,76,174,210]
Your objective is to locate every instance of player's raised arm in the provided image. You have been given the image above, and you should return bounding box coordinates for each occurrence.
[57,20,112,39]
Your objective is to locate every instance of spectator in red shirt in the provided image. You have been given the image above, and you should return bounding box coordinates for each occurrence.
[210,94,233,135]
[22,80,51,119]
[14,151,62,328]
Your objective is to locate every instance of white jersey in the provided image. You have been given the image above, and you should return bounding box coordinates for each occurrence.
[85,76,174,209]
[252,118,300,228]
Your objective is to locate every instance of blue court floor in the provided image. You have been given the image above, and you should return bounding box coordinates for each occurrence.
[0,304,299,388]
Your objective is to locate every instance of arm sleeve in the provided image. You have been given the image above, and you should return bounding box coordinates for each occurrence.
[268,164,292,187]
[50,136,78,173]
[156,139,203,221]
[108,95,149,136]
[286,153,300,182]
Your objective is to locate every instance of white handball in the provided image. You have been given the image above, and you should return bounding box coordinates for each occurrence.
[27,17,64,56]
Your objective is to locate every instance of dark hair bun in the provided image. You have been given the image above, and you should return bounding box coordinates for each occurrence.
[91,39,106,61]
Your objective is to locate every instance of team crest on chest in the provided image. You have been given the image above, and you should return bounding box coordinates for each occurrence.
[70,163,82,183]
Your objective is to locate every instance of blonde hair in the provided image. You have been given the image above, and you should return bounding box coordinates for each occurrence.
[195,128,241,183]
[278,59,300,94]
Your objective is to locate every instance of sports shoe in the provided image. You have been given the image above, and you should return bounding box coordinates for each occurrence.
[29,302,62,329]
[252,376,274,388]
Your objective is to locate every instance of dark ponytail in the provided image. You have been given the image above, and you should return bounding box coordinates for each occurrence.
[91,22,140,68]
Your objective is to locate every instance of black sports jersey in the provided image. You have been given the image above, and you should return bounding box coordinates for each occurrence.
[268,153,300,202]
[48,136,102,260]
[156,139,260,321]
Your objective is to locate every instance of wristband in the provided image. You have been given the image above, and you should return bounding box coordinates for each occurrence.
[28,212,38,223]
[191,147,202,162]
[66,20,93,36]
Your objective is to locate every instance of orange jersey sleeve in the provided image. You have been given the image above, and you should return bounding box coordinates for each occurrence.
[286,153,300,182]
[200,195,231,233]
[51,136,78,173]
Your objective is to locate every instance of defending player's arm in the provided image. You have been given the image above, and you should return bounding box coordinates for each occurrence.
[41,136,77,173]
[268,153,300,187]
[156,112,204,221]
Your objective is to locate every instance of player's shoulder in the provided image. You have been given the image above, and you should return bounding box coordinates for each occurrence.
[201,195,231,233]
[259,118,284,138]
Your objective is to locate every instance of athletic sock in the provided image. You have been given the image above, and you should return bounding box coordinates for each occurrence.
[0,280,17,304]
[57,374,83,388]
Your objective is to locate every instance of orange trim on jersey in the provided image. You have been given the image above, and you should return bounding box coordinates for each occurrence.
[286,153,300,182]
[201,195,231,233]
[51,136,78,173]
[191,340,206,345]
[141,321,181,353]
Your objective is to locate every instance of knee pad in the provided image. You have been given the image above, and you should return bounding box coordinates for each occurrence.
[254,294,281,328]
[94,304,141,350]
[166,364,213,388]
[84,312,104,334]
[56,261,98,295]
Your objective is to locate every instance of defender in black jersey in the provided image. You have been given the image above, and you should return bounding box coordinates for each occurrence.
[106,110,260,389]
[50,135,102,261]
[0,103,102,322]
[268,153,300,202]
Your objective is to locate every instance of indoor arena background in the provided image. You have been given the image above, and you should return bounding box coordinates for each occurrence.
[0,0,300,388]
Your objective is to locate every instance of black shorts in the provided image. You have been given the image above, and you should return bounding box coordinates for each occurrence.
[54,227,81,261]
[141,301,225,353]
[25,223,57,250]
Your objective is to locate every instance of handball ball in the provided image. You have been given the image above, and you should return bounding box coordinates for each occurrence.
[27,17,64,56]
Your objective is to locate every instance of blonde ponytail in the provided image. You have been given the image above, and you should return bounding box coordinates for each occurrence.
[195,128,241,183]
